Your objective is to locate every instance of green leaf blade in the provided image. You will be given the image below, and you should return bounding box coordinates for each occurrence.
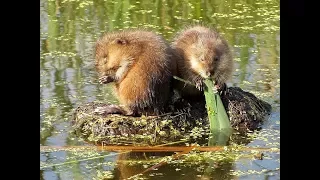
[203,79,232,132]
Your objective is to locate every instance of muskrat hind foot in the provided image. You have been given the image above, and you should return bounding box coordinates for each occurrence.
[94,105,142,117]
[94,105,125,116]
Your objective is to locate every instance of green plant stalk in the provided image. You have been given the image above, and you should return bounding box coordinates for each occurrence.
[203,79,231,132]
[203,79,219,131]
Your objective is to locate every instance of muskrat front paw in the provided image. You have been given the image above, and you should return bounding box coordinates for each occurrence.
[99,76,114,84]
[214,83,226,91]
[195,81,203,91]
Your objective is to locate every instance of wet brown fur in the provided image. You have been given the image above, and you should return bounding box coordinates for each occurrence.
[171,25,233,99]
[95,29,176,116]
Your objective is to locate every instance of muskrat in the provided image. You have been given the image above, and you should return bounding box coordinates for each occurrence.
[94,29,176,116]
[171,25,233,100]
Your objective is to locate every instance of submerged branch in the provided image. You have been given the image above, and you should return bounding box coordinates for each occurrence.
[40,152,125,169]
[131,146,195,178]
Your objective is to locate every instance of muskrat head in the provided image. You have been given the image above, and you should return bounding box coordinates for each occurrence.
[95,33,141,82]
[188,35,233,85]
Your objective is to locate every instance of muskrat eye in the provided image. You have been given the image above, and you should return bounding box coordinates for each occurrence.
[214,56,219,61]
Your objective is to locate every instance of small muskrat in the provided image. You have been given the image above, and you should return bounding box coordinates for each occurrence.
[171,25,234,99]
[94,29,176,116]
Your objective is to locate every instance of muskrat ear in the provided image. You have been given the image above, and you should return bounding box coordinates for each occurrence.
[115,39,128,45]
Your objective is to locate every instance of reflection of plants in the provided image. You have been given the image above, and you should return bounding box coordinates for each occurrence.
[40,106,61,144]
[40,144,279,179]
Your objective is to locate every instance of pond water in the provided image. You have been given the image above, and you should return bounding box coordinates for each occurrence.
[40,0,279,179]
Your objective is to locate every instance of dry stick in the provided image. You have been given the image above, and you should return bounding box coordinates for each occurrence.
[40,140,189,169]
[40,145,280,153]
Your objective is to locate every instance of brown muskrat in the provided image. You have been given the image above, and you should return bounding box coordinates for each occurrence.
[171,25,234,100]
[94,29,177,116]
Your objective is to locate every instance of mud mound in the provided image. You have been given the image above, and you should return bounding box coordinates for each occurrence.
[71,87,271,145]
